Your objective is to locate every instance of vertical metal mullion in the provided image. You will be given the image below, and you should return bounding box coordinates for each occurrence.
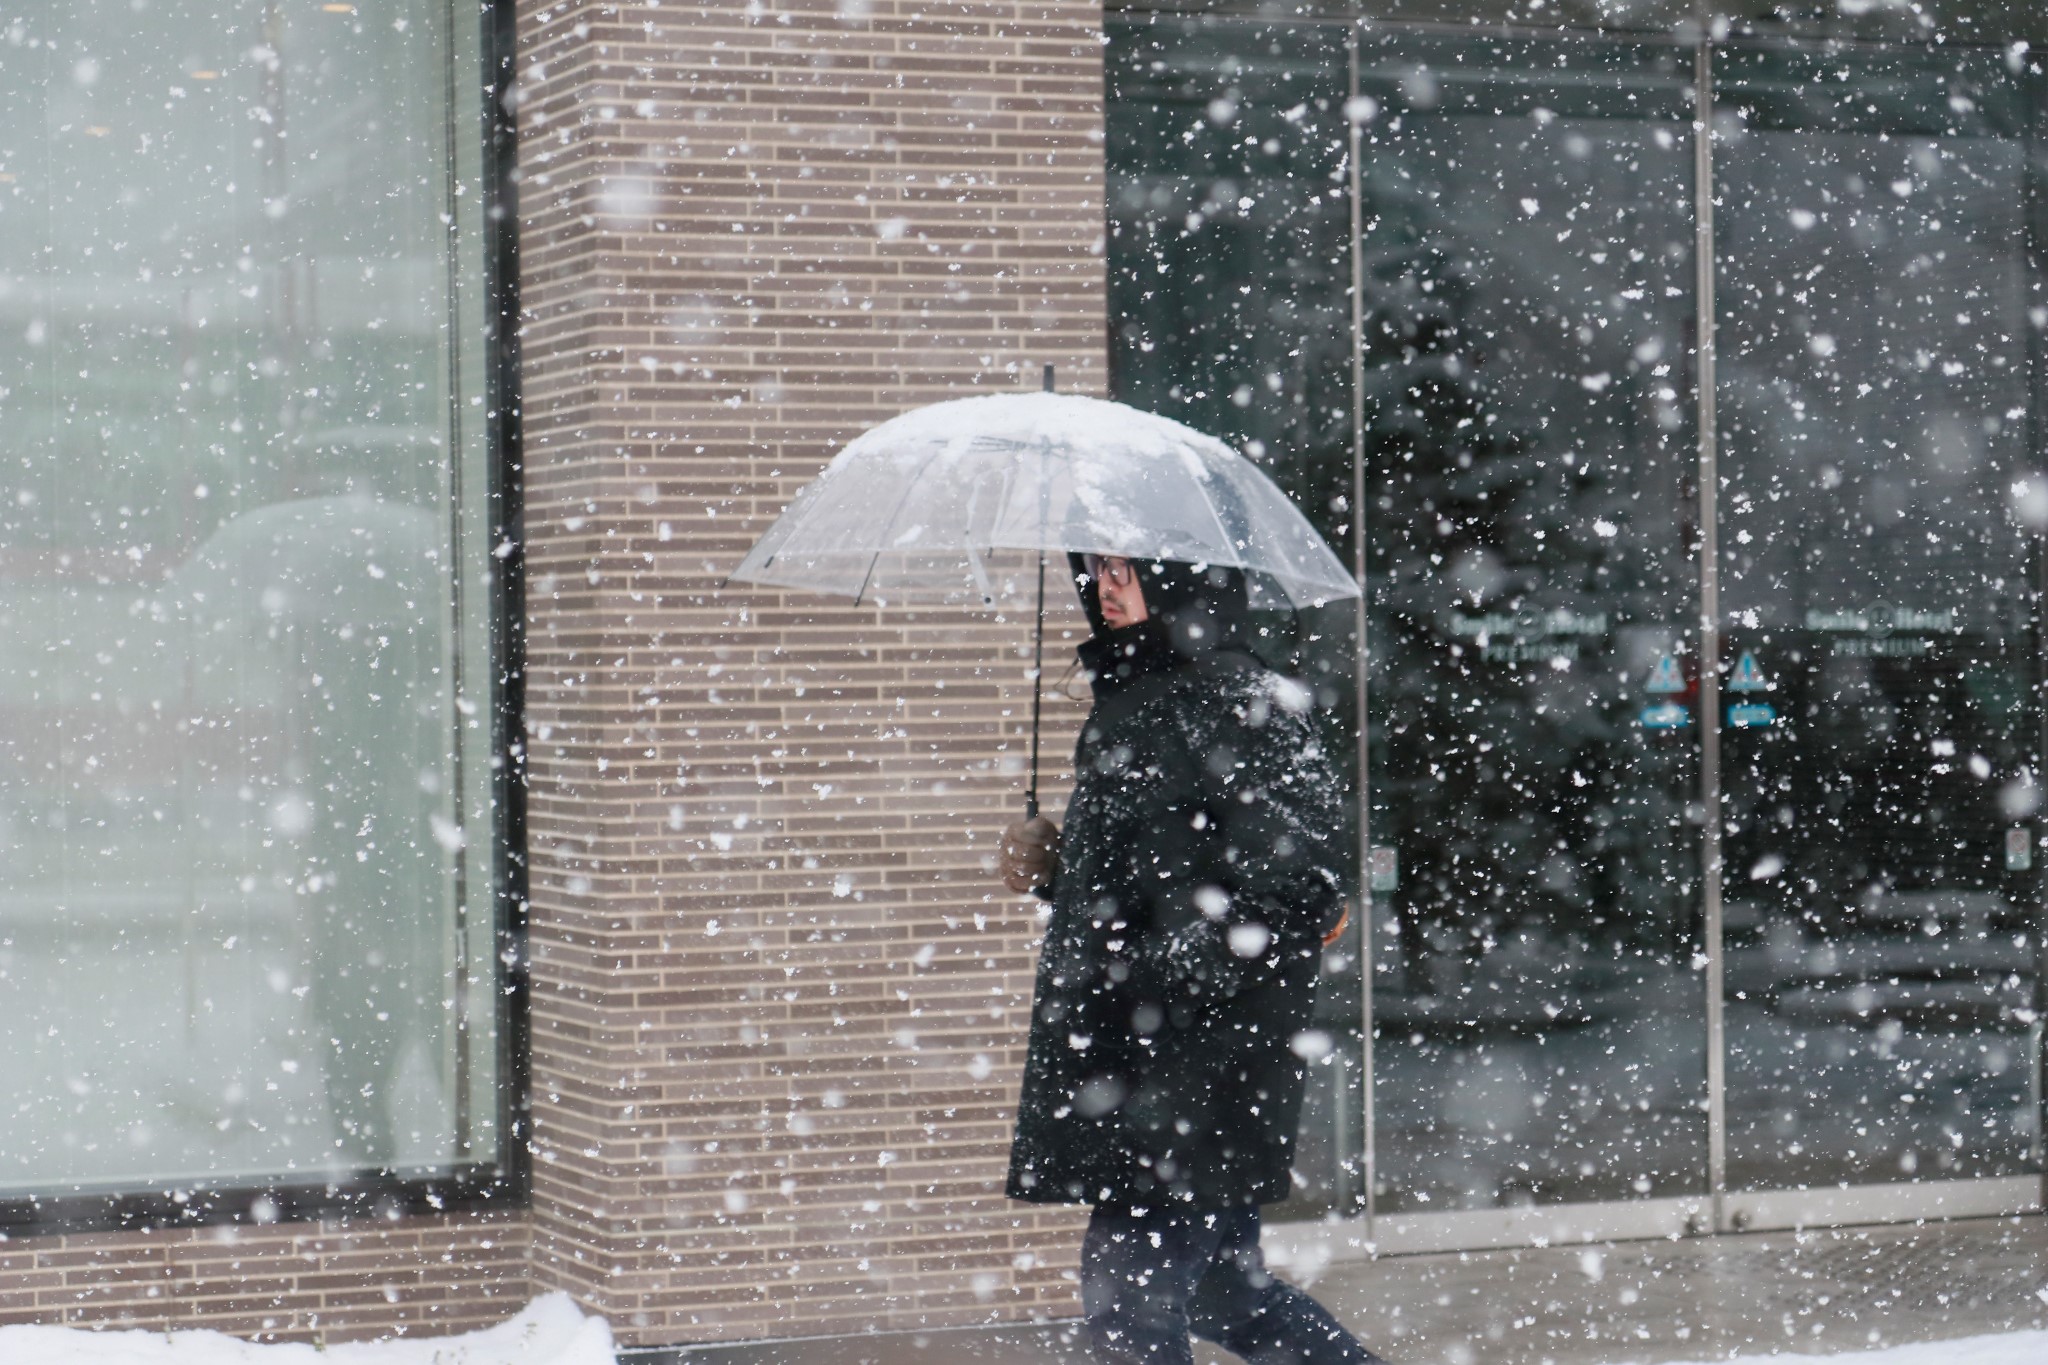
[438,0,476,1161]
[1347,18,1375,1235]
[1692,32,1728,1232]
[2029,67,2048,1196]
[2035,413,2048,1182]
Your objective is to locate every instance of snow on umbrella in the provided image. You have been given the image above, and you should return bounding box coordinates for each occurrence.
[733,391,1356,610]
[731,385,1359,814]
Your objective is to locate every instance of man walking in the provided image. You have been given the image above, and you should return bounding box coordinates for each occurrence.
[1000,553,1384,1365]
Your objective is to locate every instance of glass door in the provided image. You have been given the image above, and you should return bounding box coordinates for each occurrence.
[1711,40,2048,1226]
[1357,29,1711,1238]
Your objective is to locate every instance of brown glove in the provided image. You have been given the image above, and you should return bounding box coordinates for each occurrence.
[1000,816,1061,895]
[1323,900,1352,948]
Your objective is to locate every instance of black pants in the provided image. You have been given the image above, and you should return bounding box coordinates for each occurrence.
[1080,1204,1386,1365]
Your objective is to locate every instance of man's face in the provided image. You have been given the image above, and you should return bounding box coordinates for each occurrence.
[1093,556,1149,629]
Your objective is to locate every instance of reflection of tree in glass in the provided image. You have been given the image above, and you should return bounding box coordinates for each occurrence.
[1360,140,1692,1011]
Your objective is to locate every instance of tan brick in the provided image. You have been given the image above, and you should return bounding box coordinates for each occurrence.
[514,0,1102,1347]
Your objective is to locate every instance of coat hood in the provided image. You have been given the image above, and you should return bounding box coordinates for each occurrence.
[1068,554,1253,695]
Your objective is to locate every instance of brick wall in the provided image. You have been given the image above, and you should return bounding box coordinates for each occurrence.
[0,1214,528,1342]
[513,0,1110,1348]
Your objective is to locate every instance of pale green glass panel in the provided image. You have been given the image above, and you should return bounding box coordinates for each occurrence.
[0,0,496,1191]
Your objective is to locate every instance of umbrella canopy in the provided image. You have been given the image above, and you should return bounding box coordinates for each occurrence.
[731,393,1358,608]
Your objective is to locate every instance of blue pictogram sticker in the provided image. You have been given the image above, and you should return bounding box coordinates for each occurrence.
[1729,652,1769,693]
[1646,655,1685,695]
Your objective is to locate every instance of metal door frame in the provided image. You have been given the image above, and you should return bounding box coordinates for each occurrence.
[1331,11,2048,1257]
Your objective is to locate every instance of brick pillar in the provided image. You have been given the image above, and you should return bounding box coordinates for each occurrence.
[514,0,1108,1345]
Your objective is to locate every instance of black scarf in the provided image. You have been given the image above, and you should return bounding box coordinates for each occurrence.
[1075,618,1182,698]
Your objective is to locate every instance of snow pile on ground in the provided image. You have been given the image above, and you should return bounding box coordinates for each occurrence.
[1632,1332,2048,1365]
[1,1300,2040,1365]
[0,1293,613,1365]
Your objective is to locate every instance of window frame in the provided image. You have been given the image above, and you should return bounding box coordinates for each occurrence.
[1109,0,2048,47]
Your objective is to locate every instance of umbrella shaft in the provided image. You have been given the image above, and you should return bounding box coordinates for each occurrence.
[1027,549,1046,819]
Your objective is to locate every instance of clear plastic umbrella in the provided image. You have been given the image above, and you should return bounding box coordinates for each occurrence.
[731,381,1359,814]
[733,390,1357,611]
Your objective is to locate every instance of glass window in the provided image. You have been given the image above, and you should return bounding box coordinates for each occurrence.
[1356,28,1708,1215]
[1106,13,1364,1218]
[1714,40,2048,1193]
[0,0,508,1205]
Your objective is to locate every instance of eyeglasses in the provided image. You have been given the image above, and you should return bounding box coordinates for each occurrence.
[1083,554,1136,586]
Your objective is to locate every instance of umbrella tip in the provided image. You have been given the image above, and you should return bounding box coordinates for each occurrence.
[1042,363,1054,394]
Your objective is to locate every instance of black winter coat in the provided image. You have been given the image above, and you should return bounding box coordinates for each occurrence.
[1006,561,1346,1210]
